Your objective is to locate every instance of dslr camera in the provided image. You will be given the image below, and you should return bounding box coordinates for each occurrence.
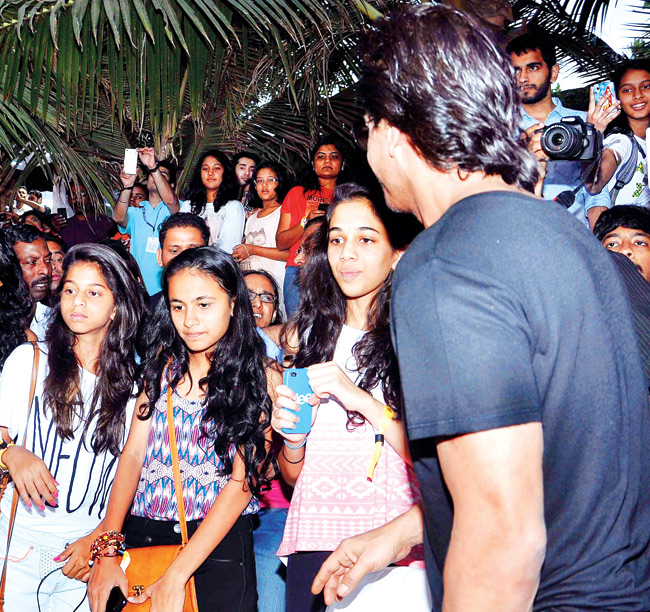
[540,116,602,161]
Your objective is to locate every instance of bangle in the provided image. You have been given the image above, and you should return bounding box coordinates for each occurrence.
[366,404,395,482]
[90,530,125,562]
[284,437,307,450]
[300,216,308,228]
[243,245,250,258]
[281,444,305,465]
[0,442,15,470]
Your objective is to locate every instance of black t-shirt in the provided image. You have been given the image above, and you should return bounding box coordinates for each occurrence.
[391,191,650,611]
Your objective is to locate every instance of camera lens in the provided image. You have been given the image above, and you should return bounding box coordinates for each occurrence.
[551,133,565,147]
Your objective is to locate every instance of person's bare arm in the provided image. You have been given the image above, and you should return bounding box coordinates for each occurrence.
[88,394,153,612]
[312,504,424,604]
[233,243,290,262]
[113,168,136,228]
[585,149,618,195]
[139,147,180,212]
[439,423,546,612]
[276,211,302,251]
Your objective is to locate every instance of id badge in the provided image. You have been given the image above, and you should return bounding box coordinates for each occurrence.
[145,236,159,253]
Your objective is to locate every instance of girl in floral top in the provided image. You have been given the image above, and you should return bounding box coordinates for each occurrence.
[88,247,274,612]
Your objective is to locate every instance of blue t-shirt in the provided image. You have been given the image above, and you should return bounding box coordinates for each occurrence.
[119,200,171,295]
[392,191,650,610]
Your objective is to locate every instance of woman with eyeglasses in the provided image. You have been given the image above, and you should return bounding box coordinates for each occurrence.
[241,269,290,612]
[234,162,290,313]
[181,149,244,252]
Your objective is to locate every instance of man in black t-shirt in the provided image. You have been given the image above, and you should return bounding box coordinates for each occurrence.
[312,5,650,612]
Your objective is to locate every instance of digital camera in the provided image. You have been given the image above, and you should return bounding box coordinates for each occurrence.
[541,116,602,161]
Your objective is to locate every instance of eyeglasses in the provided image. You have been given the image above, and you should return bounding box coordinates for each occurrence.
[352,119,370,151]
[248,290,277,304]
[255,178,279,185]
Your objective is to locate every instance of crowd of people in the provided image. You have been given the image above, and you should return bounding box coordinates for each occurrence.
[0,4,650,612]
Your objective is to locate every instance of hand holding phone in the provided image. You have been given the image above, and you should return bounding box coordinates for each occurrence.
[281,368,315,435]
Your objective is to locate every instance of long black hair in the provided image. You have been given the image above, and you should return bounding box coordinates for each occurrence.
[140,247,273,496]
[282,182,403,423]
[42,244,147,455]
[605,58,650,137]
[0,231,32,372]
[185,149,240,216]
[248,161,290,209]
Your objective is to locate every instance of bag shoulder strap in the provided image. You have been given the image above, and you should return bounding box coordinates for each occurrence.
[167,384,190,546]
[0,342,40,608]
[611,133,642,205]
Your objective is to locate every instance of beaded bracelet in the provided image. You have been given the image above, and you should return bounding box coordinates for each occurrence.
[90,530,125,563]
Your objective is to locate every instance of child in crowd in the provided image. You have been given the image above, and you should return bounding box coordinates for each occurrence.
[272,183,430,611]
[594,204,650,283]
[182,150,244,252]
[234,161,290,315]
[88,247,274,612]
[0,244,145,612]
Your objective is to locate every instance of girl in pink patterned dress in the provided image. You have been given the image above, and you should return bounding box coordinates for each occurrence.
[271,183,431,612]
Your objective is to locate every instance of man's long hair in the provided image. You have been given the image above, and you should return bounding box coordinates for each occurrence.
[360,4,540,193]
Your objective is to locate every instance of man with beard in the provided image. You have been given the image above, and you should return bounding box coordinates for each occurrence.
[1,224,52,340]
[506,32,617,227]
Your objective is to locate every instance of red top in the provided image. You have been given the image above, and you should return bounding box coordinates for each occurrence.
[280,186,334,267]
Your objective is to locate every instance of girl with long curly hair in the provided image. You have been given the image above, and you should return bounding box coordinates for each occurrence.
[272,183,430,612]
[0,244,146,612]
[181,149,244,252]
[88,247,274,612]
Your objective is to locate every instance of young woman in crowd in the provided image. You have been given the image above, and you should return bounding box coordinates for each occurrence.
[0,232,34,372]
[589,59,650,213]
[234,161,290,313]
[272,183,429,612]
[88,247,274,612]
[241,268,290,612]
[0,244,145,611]
[182,150,245,252]
[276,137,346,315]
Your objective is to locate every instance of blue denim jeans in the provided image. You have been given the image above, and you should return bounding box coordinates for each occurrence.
[253,508,288,612]
[283,266,300,318]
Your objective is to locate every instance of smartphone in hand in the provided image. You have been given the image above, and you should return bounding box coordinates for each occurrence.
[282,368,314,435]
[594,81,617,114]
[124,148,138,175]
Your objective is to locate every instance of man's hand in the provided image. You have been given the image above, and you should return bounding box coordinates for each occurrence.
[51,214,67,230]
[312,505,424,605]
[138,147,158,170]
[524,123,547,161]
[119,167,137,189]
[587,86,621,134]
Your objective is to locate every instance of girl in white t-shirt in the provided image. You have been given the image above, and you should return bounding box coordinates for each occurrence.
[0,244,146,612]
[181,150,245,252]
[234,161,290,312]
[592,60,650,209]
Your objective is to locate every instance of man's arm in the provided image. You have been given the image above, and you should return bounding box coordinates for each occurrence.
[438,423,546,612]
[139,147,179,212]
[113,168,135,228]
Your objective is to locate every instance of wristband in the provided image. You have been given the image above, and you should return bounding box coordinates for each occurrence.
[0,441,15,470]
[284,437,307,450]
[366,404,395,481]
[118,186,133,193]
[300,216,308,228]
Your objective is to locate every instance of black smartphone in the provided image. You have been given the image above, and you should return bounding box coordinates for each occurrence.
[318,202,329,212]
[106,587,127,612]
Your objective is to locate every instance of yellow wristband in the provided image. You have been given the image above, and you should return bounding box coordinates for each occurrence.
[367,405,394,482]
[300,216,308,228]
[0,442,15,470]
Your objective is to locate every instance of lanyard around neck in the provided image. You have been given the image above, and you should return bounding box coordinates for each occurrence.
[141,203,164,232]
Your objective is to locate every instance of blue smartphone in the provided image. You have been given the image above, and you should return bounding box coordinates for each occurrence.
[282,368,314,435]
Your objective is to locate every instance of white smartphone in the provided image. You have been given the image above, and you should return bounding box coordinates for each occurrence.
[124,148,138,175]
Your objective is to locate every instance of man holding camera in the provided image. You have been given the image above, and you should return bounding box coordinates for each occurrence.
[507,32,618,227]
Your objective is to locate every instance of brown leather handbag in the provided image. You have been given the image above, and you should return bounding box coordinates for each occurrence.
[123,385,199,612]
[0,343,40,611]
